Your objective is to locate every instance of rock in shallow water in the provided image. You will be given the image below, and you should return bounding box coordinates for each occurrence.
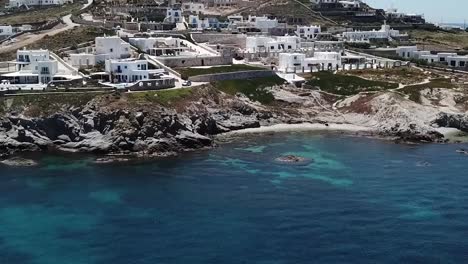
[1,157,38,167]
[275,155,312,165]
[94,157,131,164]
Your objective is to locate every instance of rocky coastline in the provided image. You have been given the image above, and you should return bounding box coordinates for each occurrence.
[0,84,467,163]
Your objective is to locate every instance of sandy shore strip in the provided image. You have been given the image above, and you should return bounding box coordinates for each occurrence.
[225,123,375,135]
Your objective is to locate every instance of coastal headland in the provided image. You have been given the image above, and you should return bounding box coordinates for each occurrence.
[1,68,467,162]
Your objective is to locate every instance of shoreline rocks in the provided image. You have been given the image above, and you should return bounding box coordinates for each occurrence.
[0,85,463,159]
[1,157,38,167]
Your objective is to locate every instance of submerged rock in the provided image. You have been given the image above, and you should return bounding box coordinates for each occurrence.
[94,157,131,164]
[275,155,311,165]
[1,157,38,167]
[456,149,468,155]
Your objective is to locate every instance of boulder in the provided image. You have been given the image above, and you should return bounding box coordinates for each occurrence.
[1,157,38,167]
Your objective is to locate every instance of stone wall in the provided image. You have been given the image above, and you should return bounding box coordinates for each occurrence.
[192,33,246,48]
[188,70,275,82]
[157,55,232,68]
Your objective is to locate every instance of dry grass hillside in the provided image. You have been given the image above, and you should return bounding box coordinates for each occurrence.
[408,29,468,51]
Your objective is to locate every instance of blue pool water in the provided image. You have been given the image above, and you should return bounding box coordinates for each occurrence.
[1,132,468,263]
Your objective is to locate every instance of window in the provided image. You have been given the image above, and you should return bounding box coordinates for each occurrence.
[270,46,274,50]
[40,67,50,74]
[460,61,466,67]
[110,48,113,52]
[287,45,292,49]
[450,61,456,67]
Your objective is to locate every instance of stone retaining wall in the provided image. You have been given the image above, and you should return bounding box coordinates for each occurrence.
[188,70,275,82]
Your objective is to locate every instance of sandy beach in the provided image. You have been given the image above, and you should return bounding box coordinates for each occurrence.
[224,123,374,135]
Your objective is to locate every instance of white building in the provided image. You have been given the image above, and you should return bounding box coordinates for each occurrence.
[104,59,176,90]
[295,25,321,40]
[106,59,149,84]
[342,24,408,42]
[70,36,131,68]
[248,15,278,32]
[165,8,182,23]
[0,25,14,39]
[1,49,58,84]
[396,46,468,67]
[339,0,360,8]
[230,15,279,32]
[182,2,205,14]
[278,52,342,73]
[245,36,300,53]
[7,0,72,8]
[129,37,191,56]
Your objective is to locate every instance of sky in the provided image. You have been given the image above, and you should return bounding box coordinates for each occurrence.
[364,0,468,24]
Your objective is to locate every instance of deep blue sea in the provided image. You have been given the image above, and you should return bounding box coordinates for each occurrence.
[1,132,468,264]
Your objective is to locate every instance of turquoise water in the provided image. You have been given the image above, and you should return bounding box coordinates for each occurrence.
[1,132,468,263]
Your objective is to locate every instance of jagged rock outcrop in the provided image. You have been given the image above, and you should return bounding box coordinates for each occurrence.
[0,86,280,158]
[433,113,468,132]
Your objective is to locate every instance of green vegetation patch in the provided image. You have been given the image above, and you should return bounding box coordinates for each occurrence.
[0,3,82,24]
[178,65,266,80]
[212,76,285,105]
[400,78,456,103]
[305,72,398,96]
[0,92,100,117]
[126,88,193,106]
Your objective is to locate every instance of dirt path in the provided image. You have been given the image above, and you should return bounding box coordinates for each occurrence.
[0,12,81,54]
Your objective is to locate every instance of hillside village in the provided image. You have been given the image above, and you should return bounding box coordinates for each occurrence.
[0,0,466,92]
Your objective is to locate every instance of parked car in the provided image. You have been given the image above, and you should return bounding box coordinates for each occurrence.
[182,80,192,87]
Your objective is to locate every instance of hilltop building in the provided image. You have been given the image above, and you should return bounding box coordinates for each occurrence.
[7,0,73,8]
[181,2,205,14]
[342,23,408,42]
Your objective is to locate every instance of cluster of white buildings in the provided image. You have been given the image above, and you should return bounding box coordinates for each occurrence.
[242,34,343,73]
[342,24,408,43]
[6,0,72,8]
[396,46,468,68]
